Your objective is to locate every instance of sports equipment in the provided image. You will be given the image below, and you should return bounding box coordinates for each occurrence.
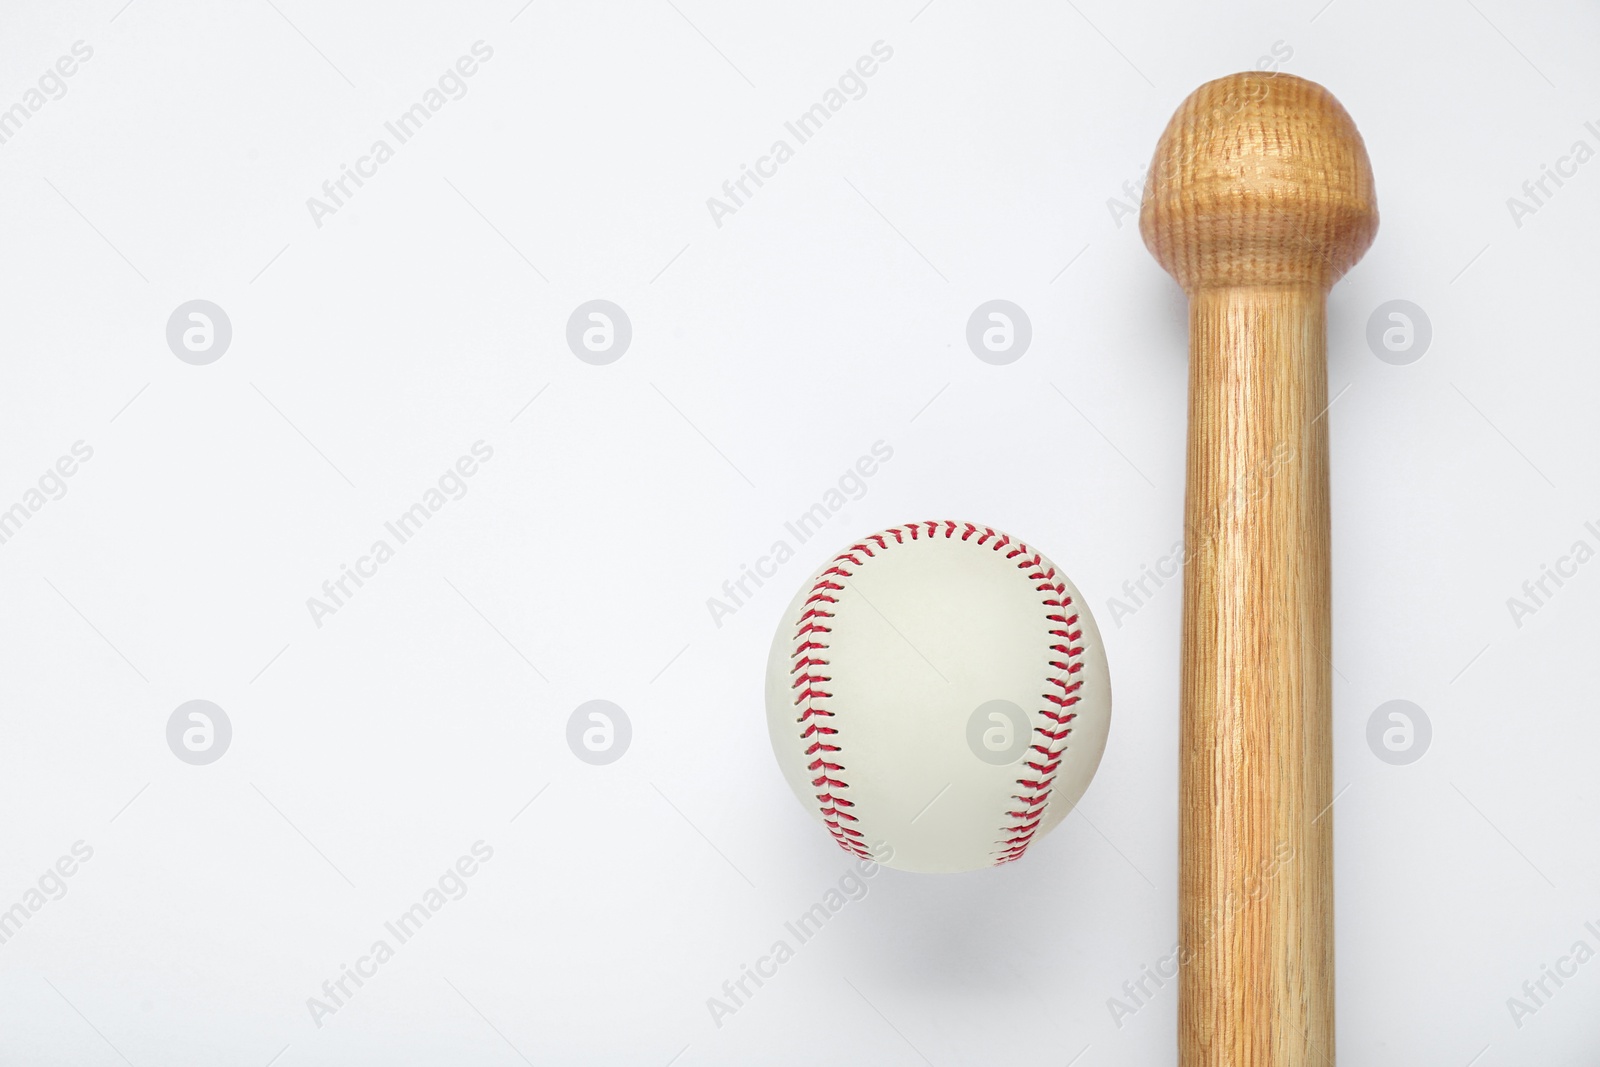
[1141,72,1378,1065]
[764,521,1112,874]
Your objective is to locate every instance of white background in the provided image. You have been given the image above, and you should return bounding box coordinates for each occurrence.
[2,0,1598,1064]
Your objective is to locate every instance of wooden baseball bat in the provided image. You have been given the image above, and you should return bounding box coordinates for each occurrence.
[1140,72,1378,1065]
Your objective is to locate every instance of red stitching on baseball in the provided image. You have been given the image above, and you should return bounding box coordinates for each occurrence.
[790,522,1084,865]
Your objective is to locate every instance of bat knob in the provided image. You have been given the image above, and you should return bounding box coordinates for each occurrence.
[1139,71,1378,293]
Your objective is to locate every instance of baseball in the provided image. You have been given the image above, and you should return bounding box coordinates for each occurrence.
[765,521,1112,873]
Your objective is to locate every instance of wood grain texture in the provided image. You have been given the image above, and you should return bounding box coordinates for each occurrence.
[1139,72,1377,1067]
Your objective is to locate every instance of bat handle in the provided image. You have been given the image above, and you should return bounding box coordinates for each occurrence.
[1179,284,1334,1065]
